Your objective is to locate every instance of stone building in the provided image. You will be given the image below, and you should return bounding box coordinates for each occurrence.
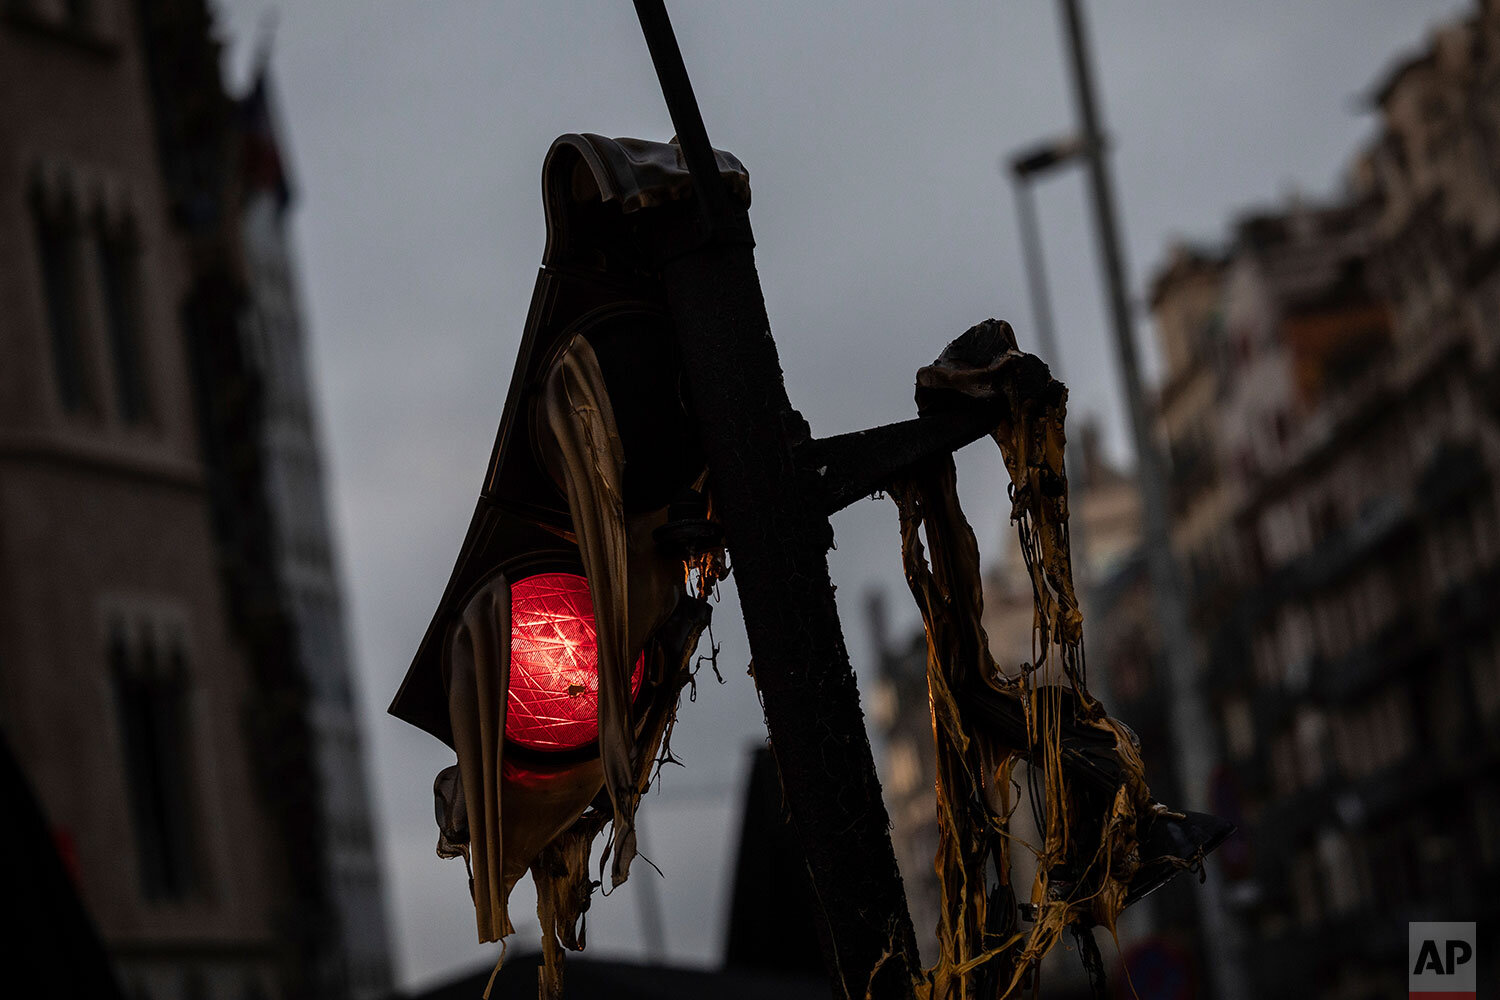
[0,2,387,997]
[1148,201,1425,999]
[1136,5,1500,997]
[1137,196,1394,996]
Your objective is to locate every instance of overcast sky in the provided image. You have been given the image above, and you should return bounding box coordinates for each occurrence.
[210,0,1466,990]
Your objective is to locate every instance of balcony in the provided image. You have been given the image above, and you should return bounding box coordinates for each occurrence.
[1287,492,1413,598]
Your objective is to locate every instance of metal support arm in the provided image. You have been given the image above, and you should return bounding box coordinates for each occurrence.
[797,412,994,516]
[794,348,1053,516]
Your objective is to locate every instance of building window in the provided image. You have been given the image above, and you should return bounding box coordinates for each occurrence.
[31,190,94,414]
[1316,829,1366,916]
[96,218,151,424]
[1271,730,1300,796]
[1290,847,1321,927]
[1222,697,1255,761]
[110,624,198,901]
[1293,710,1329,787]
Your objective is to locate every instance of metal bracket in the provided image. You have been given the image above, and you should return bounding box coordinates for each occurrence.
[794,340,1052,516]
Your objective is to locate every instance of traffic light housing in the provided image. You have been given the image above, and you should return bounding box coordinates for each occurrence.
[386,124,1236,995]
[388,134,746,947]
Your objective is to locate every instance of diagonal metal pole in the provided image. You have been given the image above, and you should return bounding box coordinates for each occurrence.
[1055,1,1247,996]
[630,3,922,997]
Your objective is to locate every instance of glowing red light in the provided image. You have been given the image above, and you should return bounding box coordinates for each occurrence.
[505,572,644,751]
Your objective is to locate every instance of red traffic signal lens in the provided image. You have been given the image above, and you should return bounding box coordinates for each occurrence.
[506,572,644,751]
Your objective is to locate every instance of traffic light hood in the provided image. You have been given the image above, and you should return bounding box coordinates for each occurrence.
[390,133,747,746]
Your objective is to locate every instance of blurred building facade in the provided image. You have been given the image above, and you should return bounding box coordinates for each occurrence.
[238,66,393,999]
[0,2,388,998]
[866,592,940,965]
[1136,3,1500,996]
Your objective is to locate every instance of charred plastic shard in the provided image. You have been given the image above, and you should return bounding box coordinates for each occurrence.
[892,319,1234,998]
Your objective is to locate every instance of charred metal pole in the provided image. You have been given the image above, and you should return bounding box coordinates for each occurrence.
[1056,1,1247,996]
[632,3,922,997]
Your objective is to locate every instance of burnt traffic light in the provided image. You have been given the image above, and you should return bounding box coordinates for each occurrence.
[387,134,745,953]
[388,7,1238,995]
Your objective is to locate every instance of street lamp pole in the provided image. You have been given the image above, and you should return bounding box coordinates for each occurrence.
[1006,135,1084,374]
[1054,0,1248,996]
[1011,174,1061,372]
